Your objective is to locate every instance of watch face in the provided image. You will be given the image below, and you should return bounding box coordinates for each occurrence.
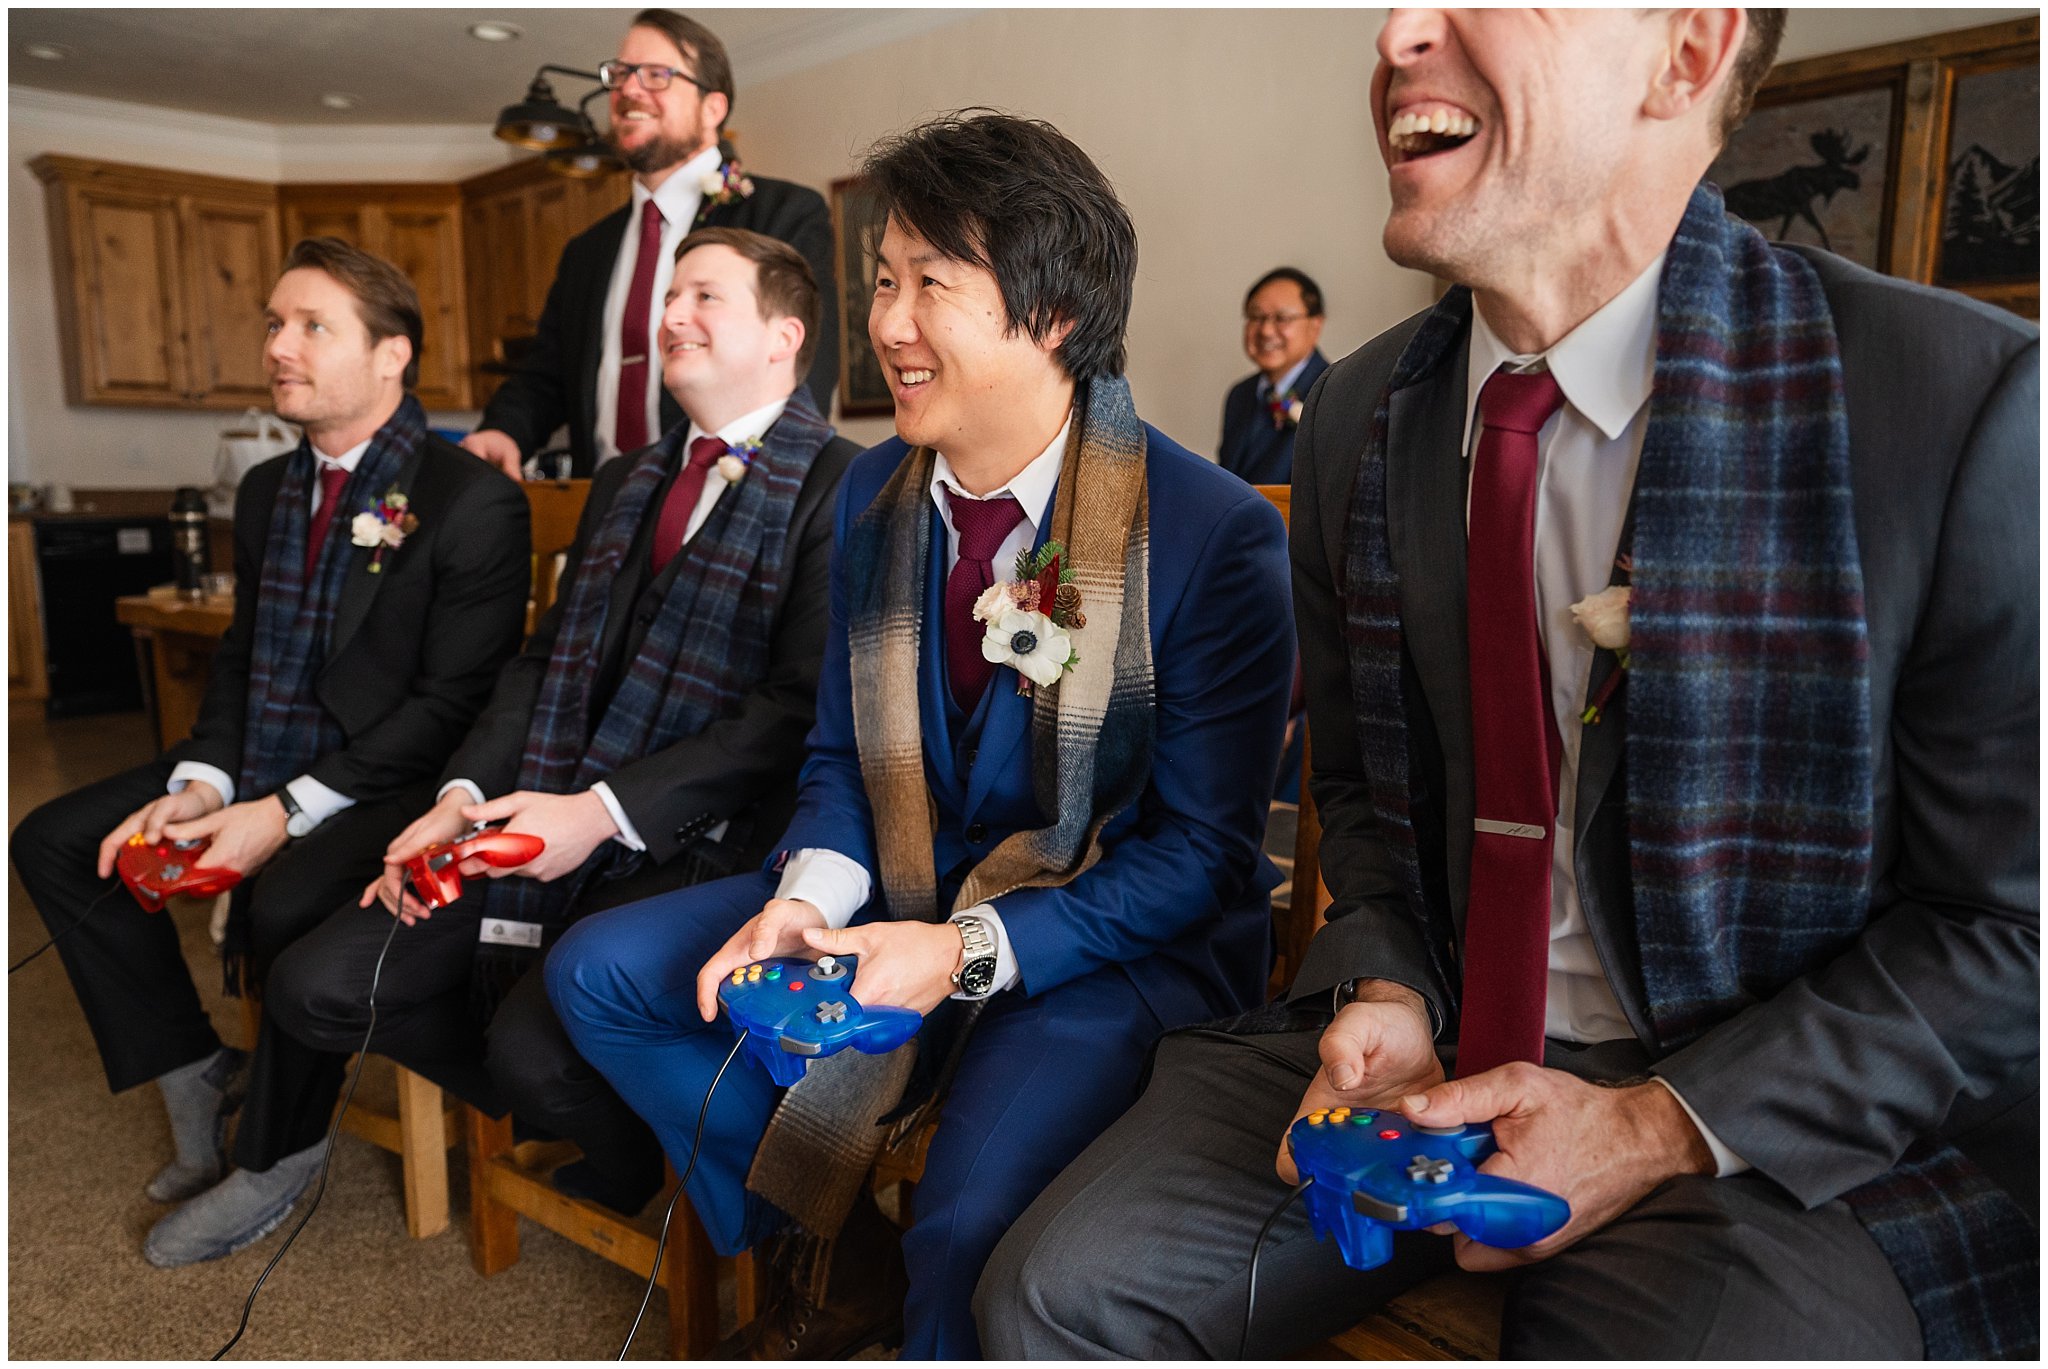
[959,957,998,997]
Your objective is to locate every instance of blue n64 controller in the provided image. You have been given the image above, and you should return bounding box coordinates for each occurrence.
[717,955,921,1086]
[1288,1110,1569,1270]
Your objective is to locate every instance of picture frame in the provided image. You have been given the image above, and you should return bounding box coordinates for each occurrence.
[829,175,894,417]
[1713,16,2037,317]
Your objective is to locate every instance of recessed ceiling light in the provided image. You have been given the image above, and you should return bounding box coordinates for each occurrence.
[321,92,360,111]
[467,21,523,42]
[25,42,71,61]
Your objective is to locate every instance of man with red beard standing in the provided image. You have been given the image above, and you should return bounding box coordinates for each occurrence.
[464,8,837,480]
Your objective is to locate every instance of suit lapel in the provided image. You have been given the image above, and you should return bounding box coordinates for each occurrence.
[580,210,630,445]
[1385,347,1476,906]
[327,443,427,660]
[919,506,965,808]
[961,479,1061,818]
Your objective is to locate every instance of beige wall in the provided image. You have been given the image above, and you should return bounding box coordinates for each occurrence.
[8,7,2029,486]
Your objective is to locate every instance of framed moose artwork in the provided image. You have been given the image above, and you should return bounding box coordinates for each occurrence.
[1710,16,2037,317]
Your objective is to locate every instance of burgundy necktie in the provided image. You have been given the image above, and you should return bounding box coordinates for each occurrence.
[1455,366,1568,1079]
[614,198,666,455]
[650,436,727,573]
[304,463,351,578]
[942,489,1025,712]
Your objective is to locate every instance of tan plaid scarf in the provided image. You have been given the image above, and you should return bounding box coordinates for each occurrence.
[746,374,1155,1247]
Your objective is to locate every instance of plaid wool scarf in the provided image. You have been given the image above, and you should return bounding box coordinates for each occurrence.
[745,374,1156,1248]
[238,394,419,800]
[480,392,833,954]
[1340,183,2033,1358]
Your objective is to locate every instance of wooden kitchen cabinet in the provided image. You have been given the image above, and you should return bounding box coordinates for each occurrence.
[31,156,281,411]
[279,184,472,410]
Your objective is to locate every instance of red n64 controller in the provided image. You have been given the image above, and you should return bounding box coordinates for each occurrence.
[116,833,242,912]
[401,830,545,910]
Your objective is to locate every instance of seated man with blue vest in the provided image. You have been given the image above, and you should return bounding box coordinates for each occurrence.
[11,237,531,1266]
[150,228,857,1263]
[546,111,1296,1359]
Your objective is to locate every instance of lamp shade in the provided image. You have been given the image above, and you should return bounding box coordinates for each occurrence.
[494,75,586,150]
[545,140,623,179]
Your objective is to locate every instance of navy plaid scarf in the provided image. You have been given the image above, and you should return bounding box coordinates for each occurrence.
[481,391,832,942]
[237,395,420,800]
[1340,184,2033,1357]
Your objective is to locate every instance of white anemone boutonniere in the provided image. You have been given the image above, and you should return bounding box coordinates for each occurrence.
[716,435,763,485]
[973,540,1085,695]
[1569,580,1630,724]
[349,484,418,573]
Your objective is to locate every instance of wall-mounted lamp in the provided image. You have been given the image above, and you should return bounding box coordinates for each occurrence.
[493,64,603,151]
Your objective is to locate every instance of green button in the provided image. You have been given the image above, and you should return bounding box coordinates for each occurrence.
[765,966,782,980]
[1354,1112,1376,1125]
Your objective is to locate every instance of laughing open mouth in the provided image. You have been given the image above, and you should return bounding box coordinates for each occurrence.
[1387,105,1479,161]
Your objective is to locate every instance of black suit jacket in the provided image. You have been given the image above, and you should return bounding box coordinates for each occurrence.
[442,419,860,869]
[1219,349,1329,486]
[1287,250,2038,1213]
[477,174,839,477]
[168,429,532,804]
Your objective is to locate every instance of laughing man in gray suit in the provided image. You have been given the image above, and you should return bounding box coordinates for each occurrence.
[978,9,2037,1358]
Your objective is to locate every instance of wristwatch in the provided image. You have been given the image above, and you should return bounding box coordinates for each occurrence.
[275,785,317,839]
[950,915,999,999]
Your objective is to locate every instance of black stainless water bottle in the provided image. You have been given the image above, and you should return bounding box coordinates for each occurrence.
[170,486,209,600]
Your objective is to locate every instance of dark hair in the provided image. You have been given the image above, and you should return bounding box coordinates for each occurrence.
[861,110,1137,382]
[632,8,734,129]
[672,226,822,375]
[1244,267,1324,318]
[280,237,422,390]
[1719,9,1787,147]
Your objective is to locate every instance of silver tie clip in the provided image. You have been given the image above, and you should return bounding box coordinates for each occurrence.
[1473,819,1545,839]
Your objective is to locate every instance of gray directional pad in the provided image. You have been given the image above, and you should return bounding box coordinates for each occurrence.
[814,1000,848,1024]
[1406,1156,1454,1185]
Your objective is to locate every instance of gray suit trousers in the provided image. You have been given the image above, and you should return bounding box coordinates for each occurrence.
[976,1028,1923,1359]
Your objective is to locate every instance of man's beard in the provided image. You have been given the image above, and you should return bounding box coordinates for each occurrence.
[609,126,700,175]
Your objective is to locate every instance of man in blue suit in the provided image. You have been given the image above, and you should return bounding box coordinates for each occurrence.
[548,111,1294,1358]
[1218,267,1330,485]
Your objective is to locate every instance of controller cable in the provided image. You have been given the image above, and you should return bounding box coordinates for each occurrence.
[617,1029,750,1360]
[10,883,124,974]
[1240,1178,1313,1360]
[210,872,417,1360]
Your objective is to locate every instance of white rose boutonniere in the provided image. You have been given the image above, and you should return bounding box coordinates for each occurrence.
[1569,581,1630,724]
[347,484,418,573]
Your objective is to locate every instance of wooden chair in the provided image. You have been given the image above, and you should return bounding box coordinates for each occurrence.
[523,478,590,633]
[1252,484,1504,1360]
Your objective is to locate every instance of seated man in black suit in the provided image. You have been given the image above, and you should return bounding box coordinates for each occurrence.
[1217,266,1328,486]
[982,9,2037,1359]
[463,7,838,479]
[10,237,531,1264]
[214,228,858,1235]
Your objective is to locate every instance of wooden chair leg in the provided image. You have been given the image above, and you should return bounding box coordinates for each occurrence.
[664,1163,721,1358]
[465,1105,521,1275]
[393,1065,450,1238]
[734,1248,759,1325]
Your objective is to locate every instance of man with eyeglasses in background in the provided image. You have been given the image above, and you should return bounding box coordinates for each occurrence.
[463,8,838,480]
[1217,267,1328,486]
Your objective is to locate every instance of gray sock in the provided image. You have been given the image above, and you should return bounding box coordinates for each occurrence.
[148,1046,246,1203]
[142,1140,327,1269]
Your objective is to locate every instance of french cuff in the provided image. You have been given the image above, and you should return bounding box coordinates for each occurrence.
[169,762,235,809]
[589,782,644,851]
[949,905,1019,997]
[1653,1076,1752,1177]
[284,774,355,828]
[774,848,872,928]
[437,779,487,807]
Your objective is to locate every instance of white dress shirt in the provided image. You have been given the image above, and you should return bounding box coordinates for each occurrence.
[775,416,1074,999]
[592,146,723,467]
[169,437,366,828]
[1461,255,1747,1175]
[443,395,792,853]
[1256,355,1313,407]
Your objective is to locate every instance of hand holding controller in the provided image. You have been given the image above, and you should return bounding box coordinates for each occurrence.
[1287,1111,1569,1270]
[401,829,546,910]
[115,833,242,912]
[717,955,922,1086]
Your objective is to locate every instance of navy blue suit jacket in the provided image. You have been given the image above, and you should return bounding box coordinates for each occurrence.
[1218,349,1330,486]
[776,423,1295,1032]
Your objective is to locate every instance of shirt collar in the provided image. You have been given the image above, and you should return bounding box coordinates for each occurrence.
[929,414,1073,535]
[685,395,791,452]
[1462,250,1664,450]
[1258,355,1313,402]
[634,143,724,231]
[310,437,371,471]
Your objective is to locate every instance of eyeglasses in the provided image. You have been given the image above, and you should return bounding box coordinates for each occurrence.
[1244,311,1311,329]
[598,60,714,95]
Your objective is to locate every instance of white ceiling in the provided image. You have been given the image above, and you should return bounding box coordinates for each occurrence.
[8,8,972,127]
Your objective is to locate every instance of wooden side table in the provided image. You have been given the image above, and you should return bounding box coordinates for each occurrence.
[114,592,232,751]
